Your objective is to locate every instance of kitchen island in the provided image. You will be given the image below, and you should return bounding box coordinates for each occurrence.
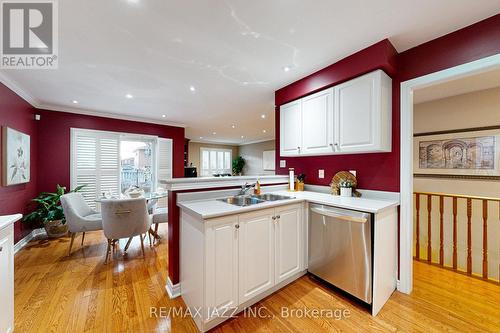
[160,175,289,298]
[177,186,399,332]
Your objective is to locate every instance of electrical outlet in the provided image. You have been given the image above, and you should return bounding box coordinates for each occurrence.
[349,170,357,177]
[318,169,325,179]
[280,160,286,168]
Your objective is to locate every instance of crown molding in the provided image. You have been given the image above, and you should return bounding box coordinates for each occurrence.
[0,71,40,106]
[0,72,186,128]
[238,138,274,146]
[37,103,186,128]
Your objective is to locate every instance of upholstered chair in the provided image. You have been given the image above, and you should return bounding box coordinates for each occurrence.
[100,198,152,263]
[151,207,168,244]
[60,193,103,255]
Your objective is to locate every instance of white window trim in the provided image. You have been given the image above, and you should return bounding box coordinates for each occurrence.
[199,147,232,177]
[70,128,173,204]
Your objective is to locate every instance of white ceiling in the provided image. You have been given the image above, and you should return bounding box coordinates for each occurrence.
[1,0,500,144]
[414,67,500,104]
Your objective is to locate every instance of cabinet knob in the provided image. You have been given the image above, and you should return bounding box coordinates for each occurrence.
[272,216,276,220]
[0,246,3,252]
[235,224,240,229]
[276,215,280,219]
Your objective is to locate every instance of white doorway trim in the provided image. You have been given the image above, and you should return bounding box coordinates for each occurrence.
[399,53,500,294]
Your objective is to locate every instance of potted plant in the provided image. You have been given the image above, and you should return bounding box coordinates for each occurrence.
[232,156,245,176]
[23,184,85,238]
[339,180,353,197]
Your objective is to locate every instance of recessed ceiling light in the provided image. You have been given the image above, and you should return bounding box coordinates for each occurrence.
[231,124,236,129]
[212,131,216,135]
[125,93,133,99]
[262,129,267,133]
[162,114,166,118]
[261,114,266,119]
[189,86,196,92]
[199,136,203,139]
[283,66,291,72]
[72,100,78,104]
[241,135,244,139]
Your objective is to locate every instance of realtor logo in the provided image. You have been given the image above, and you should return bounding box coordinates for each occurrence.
[1,0,58,69]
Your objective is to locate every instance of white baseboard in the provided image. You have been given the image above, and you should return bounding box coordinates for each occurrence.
[14,228,46,254]
[166,277,181,299]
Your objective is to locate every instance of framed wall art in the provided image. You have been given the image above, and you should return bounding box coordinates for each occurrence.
[413,126,500,180]
[2,126,31,186]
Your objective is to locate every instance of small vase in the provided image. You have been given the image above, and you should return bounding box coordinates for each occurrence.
[340,187,352,197]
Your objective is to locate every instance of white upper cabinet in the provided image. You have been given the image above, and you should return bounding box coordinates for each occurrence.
[279,99,302,156]
[301,88,335,155]
[335,70,392,153]
[279,69,391,157]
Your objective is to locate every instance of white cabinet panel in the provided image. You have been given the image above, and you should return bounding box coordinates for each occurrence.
[279,69,391,157]
[335,70,392,153]
[0,225,14,333]
[279,100,302,156]
[274,204,302,284]
[238,209,275,303]
[205,216,239,318]
[301,88,335,155]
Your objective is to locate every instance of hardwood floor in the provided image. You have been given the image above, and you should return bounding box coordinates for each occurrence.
[14,227,500,333]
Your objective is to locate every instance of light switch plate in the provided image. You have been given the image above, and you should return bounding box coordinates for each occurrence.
[280,160,286,168]
[349,170,357,177]
[318,169,325,179]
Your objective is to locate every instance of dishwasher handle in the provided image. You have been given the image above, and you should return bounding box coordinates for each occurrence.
[310,206,368,224]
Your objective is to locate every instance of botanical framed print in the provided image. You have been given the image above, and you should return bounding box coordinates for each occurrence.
[413,127,500,179]
[2,126,30,186]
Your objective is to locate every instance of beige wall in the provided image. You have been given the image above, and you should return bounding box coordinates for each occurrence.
[188,142,239,176]
[413,86,500,279]
[239,140,276,176]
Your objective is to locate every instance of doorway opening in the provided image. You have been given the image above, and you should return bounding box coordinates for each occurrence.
[399,53,500,294]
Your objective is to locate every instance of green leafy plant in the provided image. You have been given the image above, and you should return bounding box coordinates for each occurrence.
[232,156,246,175]
[23,184,85,227]
[339,180,353,188]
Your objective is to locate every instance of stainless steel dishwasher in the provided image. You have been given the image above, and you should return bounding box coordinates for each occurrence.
[308,204,372,304]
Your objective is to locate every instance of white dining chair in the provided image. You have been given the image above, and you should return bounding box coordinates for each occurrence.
[60,193,103,255]
[100,198,152,263]
[151,207,168,244]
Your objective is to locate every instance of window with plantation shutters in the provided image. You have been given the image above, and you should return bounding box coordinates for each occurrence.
[200,147,232,176]
[71,129,120,209]
[156,138,172,208]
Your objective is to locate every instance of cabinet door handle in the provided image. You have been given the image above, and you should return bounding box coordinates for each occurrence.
[235,224,240,229]
[276,215,280,219]
[0,246,3,252]
[272,216,276,221]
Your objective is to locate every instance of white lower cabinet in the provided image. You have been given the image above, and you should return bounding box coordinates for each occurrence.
[274,204,303,283]
[183,203,305,332]
[238,209,275,303]
[0,224,14,333]
[204,216,239,321]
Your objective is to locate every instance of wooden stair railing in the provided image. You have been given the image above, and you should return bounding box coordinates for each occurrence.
[414,191,500,284]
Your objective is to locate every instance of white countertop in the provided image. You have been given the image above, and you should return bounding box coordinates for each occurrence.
[178,190,399,219]
[160,175,288,191]
[0,214,22,231]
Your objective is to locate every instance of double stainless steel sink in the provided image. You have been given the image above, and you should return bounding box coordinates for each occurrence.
[217,193,293,207]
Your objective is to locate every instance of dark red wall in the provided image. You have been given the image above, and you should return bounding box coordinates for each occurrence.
[275,14,500,193]
[275,39,400,192]
[0,84,39,242]
[36,110,185,193]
